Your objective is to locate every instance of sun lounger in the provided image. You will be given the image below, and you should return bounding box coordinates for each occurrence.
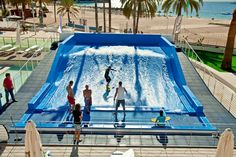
[16,50,24,54]
[0,44,12,51]
[1,51,14,57]
[0,52,6,57]
[5,46,17,52]
[25,45,39,53]
[22,45,39,58]
[35,47,43,53]
[23,46,42,58]
[0,46,17,57]
[23,52,33,58]
[33,47,43,57]
[0,46,18,57]
[6,55,16,60]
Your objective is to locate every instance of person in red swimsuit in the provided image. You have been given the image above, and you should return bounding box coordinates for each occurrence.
[3,73,17,104]
[66,80,75,112]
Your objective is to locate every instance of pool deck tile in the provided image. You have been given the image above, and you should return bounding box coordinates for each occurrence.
[178,52,236,142]
[0,51,56,130]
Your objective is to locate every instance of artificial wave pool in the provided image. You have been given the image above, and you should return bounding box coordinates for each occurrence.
[15,34,216,135]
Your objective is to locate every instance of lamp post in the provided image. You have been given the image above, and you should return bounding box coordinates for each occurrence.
[31,1,36,35]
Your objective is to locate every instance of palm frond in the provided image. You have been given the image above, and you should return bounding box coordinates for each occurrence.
[162,0,203,16]
[57,0,79,19]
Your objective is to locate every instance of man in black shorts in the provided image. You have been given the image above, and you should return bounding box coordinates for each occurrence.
[104,66,115,90]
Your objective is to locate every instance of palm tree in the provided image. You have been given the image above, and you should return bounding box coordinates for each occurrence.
[135,0,157,33]
[108,0,111,32]
[8,0,30,19]
[54,0,57,22]
[35,0,51,26]
[162,0,203,42]
[57,0,79,24]
[8,0,20,10]
[221,9,236,70]
[95,0,99,32]
[121,0,136,33]
[121,0,157,34]
[0,0,6,11]
[103,0,106,32]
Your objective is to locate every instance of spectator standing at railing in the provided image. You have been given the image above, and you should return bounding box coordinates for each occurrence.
[3,73,17,104]
[73,103,82,144]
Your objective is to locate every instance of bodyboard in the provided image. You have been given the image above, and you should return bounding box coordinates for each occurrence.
[151,117,171,123]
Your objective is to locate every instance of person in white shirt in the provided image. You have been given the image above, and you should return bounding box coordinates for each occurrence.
[114,81,127,115]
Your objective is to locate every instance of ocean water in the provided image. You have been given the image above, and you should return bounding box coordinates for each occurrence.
[190,2,236,20]
[77,1,236,20]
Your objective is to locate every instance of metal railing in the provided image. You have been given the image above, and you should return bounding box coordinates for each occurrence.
[3,119,232,157]
[0,36,58,50]
[178,39,236,118]
[0,37,54,105]
[5,119,236,150]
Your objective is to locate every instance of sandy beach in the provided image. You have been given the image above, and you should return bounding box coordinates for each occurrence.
[10,5,234,48]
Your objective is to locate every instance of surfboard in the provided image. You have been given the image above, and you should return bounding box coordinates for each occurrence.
[151,117,171,123]
[106,85,111,91]
[105,85,115,92]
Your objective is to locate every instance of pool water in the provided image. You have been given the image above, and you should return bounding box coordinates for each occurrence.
[44,46,185,112]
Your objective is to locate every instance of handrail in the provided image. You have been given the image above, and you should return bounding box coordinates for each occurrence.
[12,127,217,136]
[178,39,236,118]
[11,37,50,84]
[178,38,219,94]
[0,36,52,105]
[180,38,217,81]
[13,36,50,75]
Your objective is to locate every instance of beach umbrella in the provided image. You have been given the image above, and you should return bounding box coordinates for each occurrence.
[25,120,44,157]
[215,128,234,157]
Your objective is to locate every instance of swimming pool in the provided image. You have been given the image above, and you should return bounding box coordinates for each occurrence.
[0,65,33,105]
[15,33,216,134]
